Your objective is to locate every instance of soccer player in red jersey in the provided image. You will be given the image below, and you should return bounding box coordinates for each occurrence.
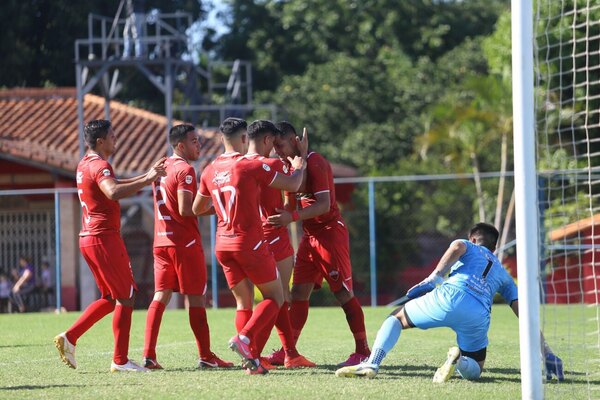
[142,124,233,370]
[192,118,307,374]
[54,119,166,372]
[267,121,371,367]
[244,126,316,369]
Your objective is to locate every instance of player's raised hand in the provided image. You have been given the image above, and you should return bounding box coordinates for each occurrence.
[145,157,167,182]
[152,156,167,169]
[267,208,293,227]
[288,155,305,171]
[545,352,565,381]
[296,127,308,159]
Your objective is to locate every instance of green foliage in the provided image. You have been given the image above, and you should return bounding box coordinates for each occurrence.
[482,11,512,78]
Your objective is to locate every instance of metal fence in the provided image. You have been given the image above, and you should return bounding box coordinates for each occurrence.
[0,173,517,312]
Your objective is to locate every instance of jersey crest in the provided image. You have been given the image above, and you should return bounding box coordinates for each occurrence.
[212,170,231,186]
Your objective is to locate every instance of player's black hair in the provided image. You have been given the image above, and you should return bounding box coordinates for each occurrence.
[219,117,247,138]
[468,223,499,251]
[247,120,281,140]
[169,124,195,146]
[275,121,297,137]
[84,119,112,149]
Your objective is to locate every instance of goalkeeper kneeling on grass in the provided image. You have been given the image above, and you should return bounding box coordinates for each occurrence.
[336,222,564,383]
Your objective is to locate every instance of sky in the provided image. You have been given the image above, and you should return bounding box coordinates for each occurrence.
[203,0,231,37]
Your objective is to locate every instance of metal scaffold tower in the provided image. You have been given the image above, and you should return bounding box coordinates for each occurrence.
[74,2,275,157]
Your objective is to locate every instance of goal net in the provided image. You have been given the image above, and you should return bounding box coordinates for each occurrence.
[534,0,600,397]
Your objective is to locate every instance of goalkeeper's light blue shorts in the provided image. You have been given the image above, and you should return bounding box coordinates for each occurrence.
[404,284,490,352]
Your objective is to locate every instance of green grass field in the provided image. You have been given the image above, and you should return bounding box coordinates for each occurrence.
[0,305,596,399]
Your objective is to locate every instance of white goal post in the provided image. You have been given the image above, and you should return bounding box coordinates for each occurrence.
[511,1,543,399]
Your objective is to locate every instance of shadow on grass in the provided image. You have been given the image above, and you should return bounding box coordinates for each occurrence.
[0,343,48,349]
[2,384,91,391]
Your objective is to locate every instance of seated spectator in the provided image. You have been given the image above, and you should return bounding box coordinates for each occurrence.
[39,261,54,308]
[10,256,36,313]
[0,274,10,313]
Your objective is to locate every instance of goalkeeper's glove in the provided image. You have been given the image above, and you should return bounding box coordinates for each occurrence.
[406,273,444,299]
[545,352,564,381]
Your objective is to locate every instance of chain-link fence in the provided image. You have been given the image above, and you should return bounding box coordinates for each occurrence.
[0,173,517,312]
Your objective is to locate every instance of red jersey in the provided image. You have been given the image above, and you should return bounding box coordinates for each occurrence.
[76,153,121,236]
[244,154,289,238]
[199,152,278,251]
[297,151,342,234]
[153,156,201,247]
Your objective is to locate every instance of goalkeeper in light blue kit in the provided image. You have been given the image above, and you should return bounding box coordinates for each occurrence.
[336,223,564,382]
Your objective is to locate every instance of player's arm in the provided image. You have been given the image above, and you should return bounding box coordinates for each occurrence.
[269,160,306,192]
[118,157,167,184]
[406,240,467,299]
[116,173,147,184]
[193,170,213,215]
[177,190,195,217]
[430,240,467,278]
[197,205,216,216]
[283,191,297,211]
[192,193,212,215]
[99,157,167,200]
[267,191,330,227]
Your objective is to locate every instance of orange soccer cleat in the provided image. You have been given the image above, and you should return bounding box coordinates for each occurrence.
[258,357,277,370]
[284,354,317,369]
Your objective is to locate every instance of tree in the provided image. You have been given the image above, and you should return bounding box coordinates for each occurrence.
[209,0,508,93]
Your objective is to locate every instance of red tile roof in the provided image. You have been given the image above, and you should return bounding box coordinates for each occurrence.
[0,87,222,177]
[548,214,600,241]
[0,87,357,180]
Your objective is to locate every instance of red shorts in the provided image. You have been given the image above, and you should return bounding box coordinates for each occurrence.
[153,243,207,295]
[293,221,353,292]
[265,229,294,262]
[216,243,278,289]
[79,233,137,300]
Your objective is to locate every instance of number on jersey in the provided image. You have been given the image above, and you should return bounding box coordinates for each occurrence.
[212,186,236,223]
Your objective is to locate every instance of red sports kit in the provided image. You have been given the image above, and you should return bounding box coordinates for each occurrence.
[77,153,137,299]
[152,156,206,295]
[292,152,353,292]
[199,153,280,288]
[245,153,295,262]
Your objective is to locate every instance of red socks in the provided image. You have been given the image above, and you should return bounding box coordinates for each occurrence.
[112,304,133,365]
[189,306,211,359]
[275,302,299,358]
[143,301,166,359]
[341,297,370,356]
[289,300,310,343]
[252,302,298,358]
[239,299,279,357]
[235,309,253,333]
[66,298,115,345]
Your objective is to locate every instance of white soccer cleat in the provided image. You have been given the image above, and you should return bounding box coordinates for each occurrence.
[110,359,150,373]
[335,363,378,378]
[433,346,461,383]
[54,332,77,369]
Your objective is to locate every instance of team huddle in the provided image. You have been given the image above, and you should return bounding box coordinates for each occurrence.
[53,118,369,375]
[53,118,564,381]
